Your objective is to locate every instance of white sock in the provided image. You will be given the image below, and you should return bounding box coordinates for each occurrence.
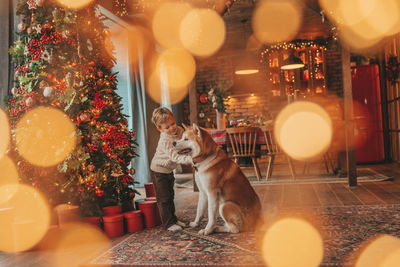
[167,224,183,232]
[176,220,186,227]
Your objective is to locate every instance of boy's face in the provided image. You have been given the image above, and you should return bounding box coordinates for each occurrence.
[158,116,178,135]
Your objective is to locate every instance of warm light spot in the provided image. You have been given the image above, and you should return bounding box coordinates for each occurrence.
[381,248,400,267]
[56,0,94,9]
[155,49,196,89]
[356,235,400,267]
[107,26,151,66]
[338,0,376,26]
[146,71,189,105]
[15,106,77,167]
[235,69,259,75]
[0,156,19,188]
[262,218,323,267]
[252,0,302,44]
[0,184,50,252]
[51,223,110,267]
[274,101,332,161]
[338,25,382,52]
[180,8,226,56]
[0,109,10,158]
[337,0,399,36]
[152,2,192,49]
[365,0,400,36]
[320,0,400,50]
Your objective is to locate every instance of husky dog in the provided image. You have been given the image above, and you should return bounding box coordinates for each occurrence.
[173,124,261,235]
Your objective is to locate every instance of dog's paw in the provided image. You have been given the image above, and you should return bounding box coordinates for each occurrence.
[198,229,206,235]
[198,228,213,236]
[189,221,199,228]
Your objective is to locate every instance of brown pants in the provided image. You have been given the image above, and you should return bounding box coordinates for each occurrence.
[150,171,178,229]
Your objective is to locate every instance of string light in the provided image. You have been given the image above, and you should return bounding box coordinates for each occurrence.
[260,39,330,62]
[114,0,128,17]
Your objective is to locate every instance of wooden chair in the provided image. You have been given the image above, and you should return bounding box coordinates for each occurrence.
[260,125,296,180]
[226,127,262,181]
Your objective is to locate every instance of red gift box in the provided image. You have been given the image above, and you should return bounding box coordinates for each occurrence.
[144,183,156,198]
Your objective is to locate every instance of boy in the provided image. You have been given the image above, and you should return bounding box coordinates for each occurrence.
[150,107,192,231]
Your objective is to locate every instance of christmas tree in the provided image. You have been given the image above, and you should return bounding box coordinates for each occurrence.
[6,0,138,217]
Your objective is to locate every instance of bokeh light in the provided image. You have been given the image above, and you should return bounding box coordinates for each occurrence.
[0,109,10,158]
[0,184,50,252]
[56,0,94,9]
[50,222,110,267]
[152,2,192,49]
[274,101,332,161]
[15,106,77,167]
[0,156,19,188]
[319,0,400,51]
[252,0,302,44]
[146,71,189,105]
[381,248,400,267]
[262,218,323,267]
[106,26,151,66]
[180,8,226,56]
[356,235,400,267]
[154,48,196,90]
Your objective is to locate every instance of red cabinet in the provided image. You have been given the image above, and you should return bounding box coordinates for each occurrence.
[351,65,384,163]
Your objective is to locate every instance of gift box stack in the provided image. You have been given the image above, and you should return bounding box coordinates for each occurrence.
[57,183,161,239]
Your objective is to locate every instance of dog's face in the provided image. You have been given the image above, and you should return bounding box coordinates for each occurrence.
[174,124,202,158]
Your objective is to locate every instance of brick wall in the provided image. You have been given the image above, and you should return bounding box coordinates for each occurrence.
[187,2,344,128]
[325,42,344,96]
[194,42,344,128]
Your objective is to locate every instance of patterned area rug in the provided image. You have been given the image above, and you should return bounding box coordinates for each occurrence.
[85,204,400,267]
[176,168,390,188]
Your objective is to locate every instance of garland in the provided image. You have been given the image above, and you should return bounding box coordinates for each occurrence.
[260,39,330,62]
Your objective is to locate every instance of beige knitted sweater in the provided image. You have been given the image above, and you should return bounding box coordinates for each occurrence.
[150,126,192,173]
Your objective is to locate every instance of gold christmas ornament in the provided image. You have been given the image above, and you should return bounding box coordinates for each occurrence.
[79,112,90,122]
[87,163,95,172]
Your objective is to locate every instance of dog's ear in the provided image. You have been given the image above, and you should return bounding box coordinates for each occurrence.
[192,123,201,138]
[182,123,188,130]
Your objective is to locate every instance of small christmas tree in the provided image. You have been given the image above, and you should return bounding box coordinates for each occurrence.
[6,0,138,217]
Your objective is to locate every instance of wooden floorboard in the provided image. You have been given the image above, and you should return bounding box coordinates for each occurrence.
[297,184,321,207]
[328,183,363,205]
[281,184,301,208]
[362,182,400,204]
[313,183,342,206]
[348,184,385,205]
[259,184,283,210]
[371,181,400,203]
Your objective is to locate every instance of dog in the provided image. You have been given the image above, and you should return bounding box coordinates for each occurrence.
[173,123,262,235]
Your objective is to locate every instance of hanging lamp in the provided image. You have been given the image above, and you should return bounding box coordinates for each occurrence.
[281,52,305,70]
